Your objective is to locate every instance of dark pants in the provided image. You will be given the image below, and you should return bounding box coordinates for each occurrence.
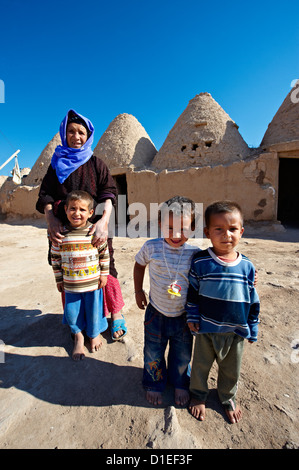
[190,332,244,410]
[143,303,193,392]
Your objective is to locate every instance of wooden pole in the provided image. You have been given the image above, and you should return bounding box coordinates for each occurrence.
[0,150,20,171]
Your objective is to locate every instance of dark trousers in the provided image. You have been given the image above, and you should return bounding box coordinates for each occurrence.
[143,303,193,392]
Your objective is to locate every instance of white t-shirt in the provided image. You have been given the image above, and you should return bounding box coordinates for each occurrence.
[135,238,200,317]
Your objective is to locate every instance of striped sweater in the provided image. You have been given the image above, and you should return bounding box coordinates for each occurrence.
[186,248,260,342]
[50,224,109,293]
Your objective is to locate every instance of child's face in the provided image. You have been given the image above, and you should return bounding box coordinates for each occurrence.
[65,199,94,228]
[204,210,244,258]
[160,213,192,248]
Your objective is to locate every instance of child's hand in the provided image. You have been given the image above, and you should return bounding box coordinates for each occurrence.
[135,289,147,309]
[254,269,258,287]
[98,275,108,289]
[57,282,64,292]
[188,322,199,333]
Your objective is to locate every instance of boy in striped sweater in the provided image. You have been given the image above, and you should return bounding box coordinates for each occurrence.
[51,190,109,361]
[186,201,260,424]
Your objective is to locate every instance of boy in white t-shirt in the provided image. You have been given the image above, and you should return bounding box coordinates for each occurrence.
[134,196,200,406]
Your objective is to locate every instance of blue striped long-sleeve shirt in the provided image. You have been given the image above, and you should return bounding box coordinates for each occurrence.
[186,248,260,342]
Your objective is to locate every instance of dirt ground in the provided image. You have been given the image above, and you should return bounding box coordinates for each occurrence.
[0,218,298,450]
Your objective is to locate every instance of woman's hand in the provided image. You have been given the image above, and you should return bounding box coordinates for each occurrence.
[89,218,108,247]
[90,199,112,247]
[44,205,64,245]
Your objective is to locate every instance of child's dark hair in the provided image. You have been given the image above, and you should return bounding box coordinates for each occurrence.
[205,200,244,228]
[158,195,196,230]
[65,190,95,211]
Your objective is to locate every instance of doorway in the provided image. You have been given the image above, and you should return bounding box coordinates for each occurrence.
[113,174,129,225]
[277,158,299,225]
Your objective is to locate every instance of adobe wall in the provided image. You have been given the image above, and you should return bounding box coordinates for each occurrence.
[126,151,278,222]
[0,151,278,222]
[0,181,41,218]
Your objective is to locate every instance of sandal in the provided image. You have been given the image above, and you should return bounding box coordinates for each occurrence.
[111,314,127,341]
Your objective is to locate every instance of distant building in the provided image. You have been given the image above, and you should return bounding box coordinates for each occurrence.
[1,87,298,226]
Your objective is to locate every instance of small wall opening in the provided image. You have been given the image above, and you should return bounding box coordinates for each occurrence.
[277,157,299,226]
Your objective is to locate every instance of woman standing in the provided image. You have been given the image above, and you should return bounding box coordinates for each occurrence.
[36,109,127,341]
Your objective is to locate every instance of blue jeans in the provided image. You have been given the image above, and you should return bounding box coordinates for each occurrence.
[63,289,108,338]
[143,303,193,392]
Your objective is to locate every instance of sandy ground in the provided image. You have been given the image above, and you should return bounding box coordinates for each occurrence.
[0,218,298,450]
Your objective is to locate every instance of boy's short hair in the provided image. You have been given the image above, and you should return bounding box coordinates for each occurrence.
[158,195,196,230]
[205,200,244,228]
[65,190,95,211]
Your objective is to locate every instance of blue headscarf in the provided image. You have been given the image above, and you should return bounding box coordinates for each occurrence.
[51,109,94,184]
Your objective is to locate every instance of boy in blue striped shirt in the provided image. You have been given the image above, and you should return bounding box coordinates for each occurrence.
[186,201,260,424]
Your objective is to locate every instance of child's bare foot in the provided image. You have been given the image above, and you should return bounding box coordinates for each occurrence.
[90,334,102,353]
[225,405,242,424]
[146,390,162,405]
[72,332,85,361]
[175,388,190,406]
[189,399,206,421]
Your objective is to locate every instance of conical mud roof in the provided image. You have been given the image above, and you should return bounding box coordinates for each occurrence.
[25,133,61,185]
[261,83,299,147]
[94,113,157,170]
[151,93,250,170]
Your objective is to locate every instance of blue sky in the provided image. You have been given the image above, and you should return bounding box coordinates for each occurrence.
[0,0,298,176]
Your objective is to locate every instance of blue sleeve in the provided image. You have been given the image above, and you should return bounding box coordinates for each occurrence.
[247,285,260,342]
